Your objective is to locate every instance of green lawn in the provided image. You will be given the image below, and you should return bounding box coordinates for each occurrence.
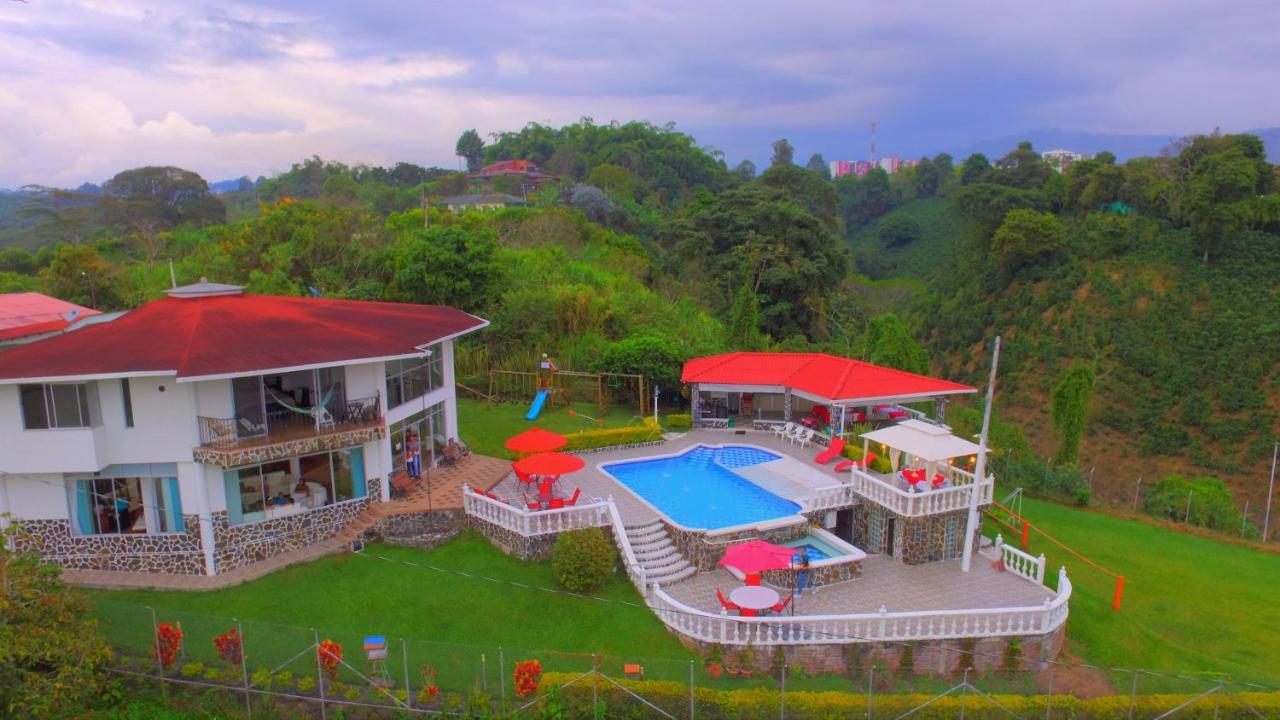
[997,497,1280,689]
[456,397,649,458]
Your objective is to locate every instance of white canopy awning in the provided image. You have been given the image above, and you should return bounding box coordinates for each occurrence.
[859,419,980,463]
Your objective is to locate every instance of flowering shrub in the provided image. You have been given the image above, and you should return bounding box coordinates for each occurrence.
[418,664,439,701]
[213,628,244,666]
[513,659,542,697]
[317,640,342,681]
[153,622,184,670]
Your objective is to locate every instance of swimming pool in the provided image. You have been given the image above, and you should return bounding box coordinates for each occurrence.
[782,533,856,561]
[601,445,802,530]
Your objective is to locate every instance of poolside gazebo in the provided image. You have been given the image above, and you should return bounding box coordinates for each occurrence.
[680,352,976,433]
[859,419,980,479]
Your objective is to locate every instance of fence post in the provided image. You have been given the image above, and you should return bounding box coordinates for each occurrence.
[689,659,695,720]
[866,665,873,720]
[779,662,786,720]
[148,606,166,700]
[499,646,505,702]
[482,652,488,690]
[960,667,969,720]
[592,653,600,720]
[1044,663,1054,720]
[1127,670,1139,720]
[236,619,250,719]
[402,637,411,708]
[313,628,327,720]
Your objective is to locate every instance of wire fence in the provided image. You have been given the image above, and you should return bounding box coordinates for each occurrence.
[97,600,1280,719]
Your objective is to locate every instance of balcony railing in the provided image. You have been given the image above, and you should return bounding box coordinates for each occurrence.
[197,394,383,450]
[846,467,994,517]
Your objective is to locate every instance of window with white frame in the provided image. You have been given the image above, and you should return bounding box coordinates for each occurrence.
[69,473,184,535]
[384,345,443,408]
[20,382,101,429]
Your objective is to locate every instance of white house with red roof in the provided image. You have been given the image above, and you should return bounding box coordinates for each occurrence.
[0,280,487,576]
[0,292,102,346]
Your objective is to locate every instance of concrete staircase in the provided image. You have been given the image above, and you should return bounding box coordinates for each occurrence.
[624,520,697,586]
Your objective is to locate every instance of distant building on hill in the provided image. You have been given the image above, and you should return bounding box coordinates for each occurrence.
[1041,149,1091,173]
[468,160,558,197]
[829,157,914,178]
[437,193,529,213]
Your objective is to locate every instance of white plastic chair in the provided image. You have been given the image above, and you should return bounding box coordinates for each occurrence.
[772,421,796,440]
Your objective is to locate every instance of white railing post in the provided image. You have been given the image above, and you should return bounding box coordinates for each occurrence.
[1036,553,1046,585]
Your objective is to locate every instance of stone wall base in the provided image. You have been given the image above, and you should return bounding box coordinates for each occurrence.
[681,622,1065,677]
[365,510,464,552]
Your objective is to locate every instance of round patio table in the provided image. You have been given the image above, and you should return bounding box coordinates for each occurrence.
[729,585,780,612]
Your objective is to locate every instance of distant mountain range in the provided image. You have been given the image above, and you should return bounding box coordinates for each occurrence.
[939,127,1280,162]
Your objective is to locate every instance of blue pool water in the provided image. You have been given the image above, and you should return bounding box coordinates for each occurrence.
[781,535,848,561]
[602,445,801,529]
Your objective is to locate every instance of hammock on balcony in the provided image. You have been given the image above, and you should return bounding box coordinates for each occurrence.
[267,386,338,431]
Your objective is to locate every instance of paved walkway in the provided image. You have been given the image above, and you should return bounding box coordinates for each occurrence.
[63,454,512,591]
[663,554,1055,616]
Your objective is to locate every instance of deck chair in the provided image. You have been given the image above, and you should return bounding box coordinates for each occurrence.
[716,589,740,613]
[792,428,815,448]
[770,595,793,615]
[238,417,266,436]
[814,437,846,464]
[772,421,796,440]
[564,487,581,506]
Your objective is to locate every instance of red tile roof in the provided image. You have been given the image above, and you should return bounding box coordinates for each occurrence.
[681,352,975,403]
[0,293,487,382]
[0,292,100,342]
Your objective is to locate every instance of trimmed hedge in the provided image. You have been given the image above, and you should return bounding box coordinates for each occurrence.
[563,418,662,451]
[551,527,617,592]
[538,672,1280,719]
[664,413,692,431]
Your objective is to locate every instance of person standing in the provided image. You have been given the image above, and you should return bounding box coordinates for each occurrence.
[792,548,811,600]
[406,431,422,482]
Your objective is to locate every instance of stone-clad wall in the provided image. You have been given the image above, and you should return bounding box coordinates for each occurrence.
[213,497,371,573]
[13,516,206,575]
[466,515,559,560]
[682,623,1065,676]
[850,503,982,565]
[665,520,809,572]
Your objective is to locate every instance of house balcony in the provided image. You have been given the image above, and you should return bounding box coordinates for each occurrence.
[847,465,994,517]
[194,394,385,468]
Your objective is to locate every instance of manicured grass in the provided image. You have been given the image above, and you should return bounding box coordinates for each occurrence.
[997,497,1280,688]
[456,397,648,458]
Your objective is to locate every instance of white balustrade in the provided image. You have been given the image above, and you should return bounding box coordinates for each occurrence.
[846,469,995,517]
[991,534,1047,585]
[462,488,609,537]
[646,571,1071,646]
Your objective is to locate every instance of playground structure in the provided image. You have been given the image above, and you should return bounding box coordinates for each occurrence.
[487,361,648,419]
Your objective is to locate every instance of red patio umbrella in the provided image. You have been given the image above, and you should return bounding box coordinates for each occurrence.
[718,539,800,574]
[504,428,568,454]
[512,452,585,477]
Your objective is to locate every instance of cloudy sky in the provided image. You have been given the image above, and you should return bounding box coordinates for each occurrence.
[1,0,1277,187]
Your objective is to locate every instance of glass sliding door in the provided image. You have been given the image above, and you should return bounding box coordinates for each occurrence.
[232,376,267,438]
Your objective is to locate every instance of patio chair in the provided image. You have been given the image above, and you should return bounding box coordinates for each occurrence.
[716,589,740,613]
[564,487,581,506]
[770,595,793,615]
[780,423,805,443]
[814,437,846,464]
[238,417,266,436]
[772,421,796,440]
[526,501,543,511]
[931,474,948,489]
[792,428,816,448]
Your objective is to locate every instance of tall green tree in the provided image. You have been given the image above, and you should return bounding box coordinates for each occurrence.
[806,153,830,179]
[732,159,757,183]
[455,129,486,173]
[38,243,120,309]
[1051,364,1095,465]
[993,141,1052,189]
[726,283,766,350]
[860,313,928,374]
[991,208,1066,273]
[377,225,502,312]
[771,139,795,167]
[0,525,112,719]
[960,153,992,186]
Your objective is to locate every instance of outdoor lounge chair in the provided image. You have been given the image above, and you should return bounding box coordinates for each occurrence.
[813,437,846,464]
[716,589,740,613]
[834,452,877,473]
[238,417,266,436]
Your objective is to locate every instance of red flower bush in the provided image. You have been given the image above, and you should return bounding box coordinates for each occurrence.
[213,628,244,666]
[317,640,342,681]
[153,622,184,670]
[513,659,542,697]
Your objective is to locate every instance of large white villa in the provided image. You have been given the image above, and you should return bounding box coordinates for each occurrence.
[0,280,487,576]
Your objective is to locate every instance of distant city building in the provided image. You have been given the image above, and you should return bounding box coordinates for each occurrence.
[829,157,914,178]
[1041,149,1090,173]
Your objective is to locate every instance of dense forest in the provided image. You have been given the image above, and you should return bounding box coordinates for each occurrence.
[1,119,1277,536]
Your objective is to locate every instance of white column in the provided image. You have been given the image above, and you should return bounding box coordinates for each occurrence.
[962,336,1000,573]
[0,473,11,547]
[442,340,459,441]
[190,464,217,576]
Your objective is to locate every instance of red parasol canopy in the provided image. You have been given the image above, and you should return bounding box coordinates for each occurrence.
[718,540,801,574]
[512,452,585,477]
[504,428,568,454]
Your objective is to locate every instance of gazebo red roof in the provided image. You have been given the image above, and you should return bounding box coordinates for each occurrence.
[681,352,975,404]
[0,291,487,382]
[0,292,100,342]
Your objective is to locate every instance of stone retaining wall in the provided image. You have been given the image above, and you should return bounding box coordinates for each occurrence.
[684,622,1065,676]
[213,497,372,573]
[466,514,559,560]
[368,510,464,552]
[851,503,983,565]
[13,516,206,575]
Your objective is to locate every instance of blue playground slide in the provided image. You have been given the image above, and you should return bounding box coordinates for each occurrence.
[525,390,550,420]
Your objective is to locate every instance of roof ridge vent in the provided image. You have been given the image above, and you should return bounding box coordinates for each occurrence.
[164,278,245,298]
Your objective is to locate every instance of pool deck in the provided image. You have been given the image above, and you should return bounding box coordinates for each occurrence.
[486,429,1057,618]
[488,429,843,526]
